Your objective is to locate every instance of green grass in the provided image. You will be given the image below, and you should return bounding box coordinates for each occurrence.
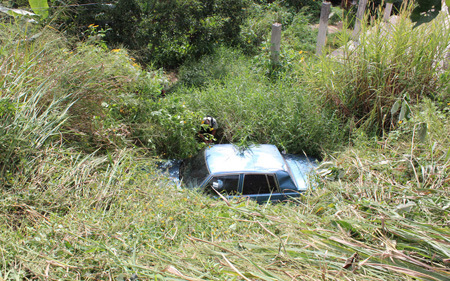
[1,7,449,281]
[2,132,448,279]
[160,46,345,158]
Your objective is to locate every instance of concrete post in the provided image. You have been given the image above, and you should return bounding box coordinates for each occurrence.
[383,2,393,22]
[270,23,282,63]
[316,1,332,55]
[352,0,368,41]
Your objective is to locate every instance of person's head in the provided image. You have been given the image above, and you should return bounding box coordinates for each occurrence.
[202,116,217,129]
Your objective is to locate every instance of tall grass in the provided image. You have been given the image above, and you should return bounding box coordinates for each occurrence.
[116,11,326,158]
[0,22,167,153]
[307,8,450,136]
[1,8,449,281]
[0,46,72,187]
[2,116,448,279]
[163,47,345,158]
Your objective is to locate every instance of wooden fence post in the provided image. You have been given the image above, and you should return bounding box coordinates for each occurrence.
[352,0,368,41]
[383,2,393,22]
[316,1,331,55]
[271,23,282,64]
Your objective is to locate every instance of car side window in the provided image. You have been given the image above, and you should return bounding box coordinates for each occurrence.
[242,174,278,195]
[204,175,240,195]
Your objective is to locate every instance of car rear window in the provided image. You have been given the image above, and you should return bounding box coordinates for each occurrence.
[180,150,209,187]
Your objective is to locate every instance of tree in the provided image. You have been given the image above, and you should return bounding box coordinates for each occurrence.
[411,0,449,26]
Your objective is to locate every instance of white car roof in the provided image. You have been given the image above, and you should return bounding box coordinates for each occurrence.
[205,144,289,174]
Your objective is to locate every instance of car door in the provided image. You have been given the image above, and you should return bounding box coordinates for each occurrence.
[240,173,284,203]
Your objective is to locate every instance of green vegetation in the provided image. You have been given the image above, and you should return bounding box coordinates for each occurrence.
[309,11,450,136]
[18,0,324,68]
[1,1,449,280]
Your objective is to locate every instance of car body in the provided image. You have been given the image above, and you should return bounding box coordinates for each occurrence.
[179,144,316,203]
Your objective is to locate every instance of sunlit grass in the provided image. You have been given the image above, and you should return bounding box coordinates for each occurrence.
[1,8,449,281]
[306,8,450,136]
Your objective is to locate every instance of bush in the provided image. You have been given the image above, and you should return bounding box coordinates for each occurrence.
[0,22,169,155]
[238,1,318,56]
[49,0,251,68]
[280,0,322,19]
[282,11,317,53]
[177,47,243,88]
[135,97,204,159]
[173,48,345,158]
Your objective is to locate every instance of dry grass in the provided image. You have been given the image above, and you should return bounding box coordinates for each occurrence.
[0,13,449,281]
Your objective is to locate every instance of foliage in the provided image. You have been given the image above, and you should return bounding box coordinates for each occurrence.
[411,0,449,26]
[0,22,169,156]
[281,11,317,53]
[0,67,70,188]
[43,0,323,68]
[134,0,250,67]
[307,9,450,137]
[239,0,320,57]
[133,96,204,159]
[110,43,342,159]
[174,47,345,158]
[0,24,68,186]
[178,46,245,88]
[239,1,285,55]
[1,5,450,280]
[0,102,448,280]
[46,0,251,68]
[28,0,49,18]
[366,0,403,19]
[280,0,322,19]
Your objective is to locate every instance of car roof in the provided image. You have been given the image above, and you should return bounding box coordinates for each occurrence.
[205,144,289,174]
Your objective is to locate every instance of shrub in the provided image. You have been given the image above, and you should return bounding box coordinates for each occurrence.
[0,22,168,154]
[282,11,317,53]
[135,97,204,159]
[177,47,243,88]
[239,1,315,55]
[280,0,322,20]
[174,49,345,158]
[49,0,251,68]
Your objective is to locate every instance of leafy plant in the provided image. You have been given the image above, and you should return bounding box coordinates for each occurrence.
[47,0,251,68]
[174,47,344,157]
[132,96,204,159]
[1,5,449,281]
[28,0,49,19]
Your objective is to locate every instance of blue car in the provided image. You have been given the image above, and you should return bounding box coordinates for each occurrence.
[179,144,316,203]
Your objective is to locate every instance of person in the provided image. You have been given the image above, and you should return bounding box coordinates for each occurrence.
[198,115,218,144]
